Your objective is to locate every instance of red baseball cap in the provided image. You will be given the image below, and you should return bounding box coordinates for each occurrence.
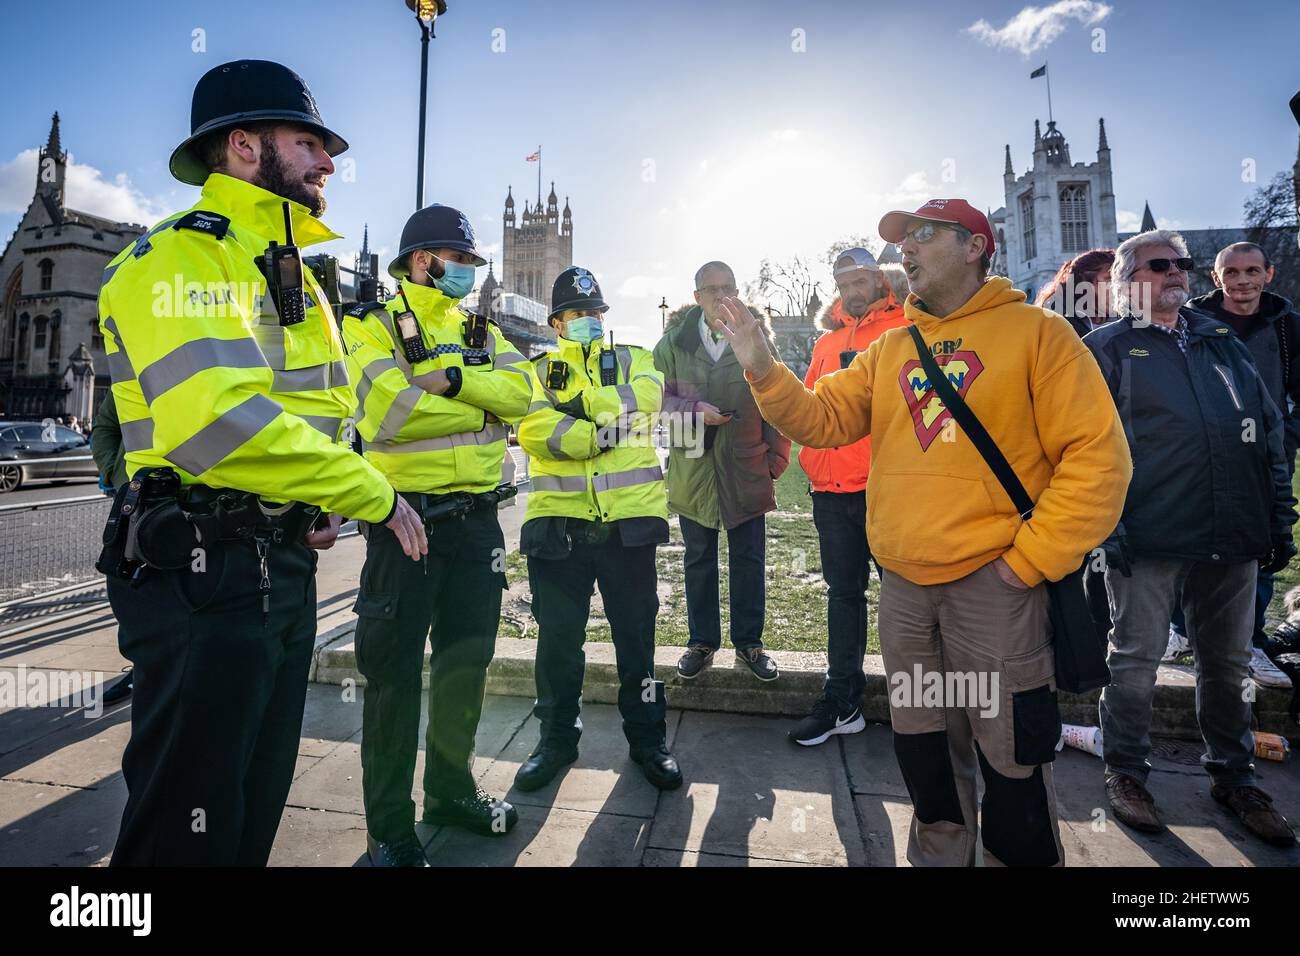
[878,198,997,258]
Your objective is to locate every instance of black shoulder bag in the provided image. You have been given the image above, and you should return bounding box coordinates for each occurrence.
[907,325,1110,694]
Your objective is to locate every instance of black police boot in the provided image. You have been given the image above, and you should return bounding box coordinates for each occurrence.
[513,743,579,793]
[632,746,682,791]
[366,832,429,867]
[101,669,133,706]
[422,787,518,836]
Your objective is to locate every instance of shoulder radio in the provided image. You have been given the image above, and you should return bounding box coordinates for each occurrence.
[262,202,306,327]
[394,287,430,364]
[598,332,618,386]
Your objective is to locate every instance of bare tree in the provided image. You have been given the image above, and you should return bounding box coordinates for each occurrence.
[1243,168,1300,304]
[745,256,824,317]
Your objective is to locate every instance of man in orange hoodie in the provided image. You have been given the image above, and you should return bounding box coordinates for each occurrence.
[790,248,909,746]
[719,199,1131,867]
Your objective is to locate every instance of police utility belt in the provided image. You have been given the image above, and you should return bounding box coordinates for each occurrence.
[97,467,320,583]
[387,483,518,532]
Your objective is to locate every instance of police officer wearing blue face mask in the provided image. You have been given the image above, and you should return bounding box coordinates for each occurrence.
[514,267,680,792]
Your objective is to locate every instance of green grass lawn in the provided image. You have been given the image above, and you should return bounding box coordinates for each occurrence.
[499,446,874,653]
[501,452,1300,649]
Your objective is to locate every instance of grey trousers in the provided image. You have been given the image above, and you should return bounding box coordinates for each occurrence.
[1100,557,1257,788]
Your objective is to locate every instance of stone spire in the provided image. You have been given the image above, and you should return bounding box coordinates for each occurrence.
[1034,118,1042,150]
[1098,117,1109,152]
[1004,144,1013,175]
[1140,201,1156,232]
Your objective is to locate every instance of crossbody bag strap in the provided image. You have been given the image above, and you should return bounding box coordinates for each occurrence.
[906,324,1035,519]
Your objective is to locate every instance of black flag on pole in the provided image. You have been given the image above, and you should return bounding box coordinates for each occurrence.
[1030,64,1047,79]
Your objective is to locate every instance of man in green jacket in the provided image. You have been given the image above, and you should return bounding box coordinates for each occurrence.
[653,261,790,682]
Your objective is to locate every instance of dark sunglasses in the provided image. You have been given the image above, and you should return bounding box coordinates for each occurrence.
[1140,257,1194,273]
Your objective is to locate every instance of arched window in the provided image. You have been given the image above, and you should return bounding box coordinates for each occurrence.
[33,315,48,351]
[1019,191,1037,263]
[47,312,61,366]
[1059,184,1090,254]
[38,258,53,292]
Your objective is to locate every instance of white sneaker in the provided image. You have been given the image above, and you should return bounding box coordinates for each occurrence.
[1250,646,1294,689]
[1161,626,1190,662]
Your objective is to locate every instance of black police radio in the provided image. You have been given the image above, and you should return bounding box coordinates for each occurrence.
[394,287,430,364]
[262,202,306,326]
[598,332,618,386]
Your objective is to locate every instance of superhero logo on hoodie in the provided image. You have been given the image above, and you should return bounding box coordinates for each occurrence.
[897,352,985,451]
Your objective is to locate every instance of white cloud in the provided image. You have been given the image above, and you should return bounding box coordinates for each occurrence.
[618,275,655,298]
[0,147,168,226]
[967,1,1111,56]
[1116,209,1141,232]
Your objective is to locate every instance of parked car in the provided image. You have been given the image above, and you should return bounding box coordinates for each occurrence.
[0,421,98,493]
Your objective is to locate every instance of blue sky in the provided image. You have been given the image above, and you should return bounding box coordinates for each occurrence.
[2,0,1298,345]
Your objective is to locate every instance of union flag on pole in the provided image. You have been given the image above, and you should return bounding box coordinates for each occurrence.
[525,150,540,162]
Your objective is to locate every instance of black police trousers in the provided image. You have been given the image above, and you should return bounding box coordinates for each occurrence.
[527,538,666,754]
[108,538,316,866]
[354,505,503,843]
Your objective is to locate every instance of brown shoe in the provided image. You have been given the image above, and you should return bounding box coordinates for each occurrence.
[1211,784,1297,848]
[1105,771,1164,833]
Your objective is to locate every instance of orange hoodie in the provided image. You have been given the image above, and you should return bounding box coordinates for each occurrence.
[750,277,1132,587]
[800,291,909,492]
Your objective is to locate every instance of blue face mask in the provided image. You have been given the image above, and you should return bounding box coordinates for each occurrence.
[431,257,476,300]
[564,315,604,344]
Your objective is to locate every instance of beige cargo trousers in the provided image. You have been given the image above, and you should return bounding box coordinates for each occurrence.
[879,561,1065,866]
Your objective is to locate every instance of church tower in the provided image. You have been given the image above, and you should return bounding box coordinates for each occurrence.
[501,182,573,304]
[1001,117,1118,297]
[36,112,68,220]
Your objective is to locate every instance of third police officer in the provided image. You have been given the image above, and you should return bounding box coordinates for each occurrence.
[342,204,533,866]
[515,266,682,792]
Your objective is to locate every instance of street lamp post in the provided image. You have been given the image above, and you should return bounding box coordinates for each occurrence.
[405,0,447,210]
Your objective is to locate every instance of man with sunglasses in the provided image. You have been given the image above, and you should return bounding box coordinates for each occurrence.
[722,198,1131,866]
[1084,230,1297,847]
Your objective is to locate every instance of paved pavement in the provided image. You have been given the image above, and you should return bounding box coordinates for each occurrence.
[2,482,1298,866]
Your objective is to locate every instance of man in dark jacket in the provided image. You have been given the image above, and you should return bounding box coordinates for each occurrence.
[1189,242,1300,690]
[1086,230,1297,848]
[654,261,790,683]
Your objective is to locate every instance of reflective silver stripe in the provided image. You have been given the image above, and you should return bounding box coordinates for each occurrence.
[494,350,526,367]
[164,393,281,476]
[615,384,637,413]
[107,348,135,385]
[120,418,154,453]
[526,400,552,415]
[368,423,508,455]
[616,347,632,383]
[529,474,587,493]
[374,385,423,442]
[592,464,663,493]
[272,362,342,393]
[253,326,287,368]
[102,316,136,384]
[547,416,579,461]
[356,357,400,410]
[301,415,343,439]
[138,337,267,403]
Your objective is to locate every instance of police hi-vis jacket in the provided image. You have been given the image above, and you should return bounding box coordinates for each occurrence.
[342,280,532,494]
[97,173,396,523]
[519,335,668,523]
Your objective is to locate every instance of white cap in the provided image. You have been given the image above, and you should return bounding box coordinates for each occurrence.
[832,247,880,277]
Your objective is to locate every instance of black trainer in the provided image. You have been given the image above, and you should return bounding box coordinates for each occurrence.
[513,743,579,792]
[736,646,779,681]
[422,787,518,836]
[676,644,715,679]
[789,696,865,746]
[366,832,429,867]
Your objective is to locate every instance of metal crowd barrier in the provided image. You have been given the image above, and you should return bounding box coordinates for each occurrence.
[0,494,112,605]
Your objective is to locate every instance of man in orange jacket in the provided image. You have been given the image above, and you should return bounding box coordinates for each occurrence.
[790,248,909,746]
